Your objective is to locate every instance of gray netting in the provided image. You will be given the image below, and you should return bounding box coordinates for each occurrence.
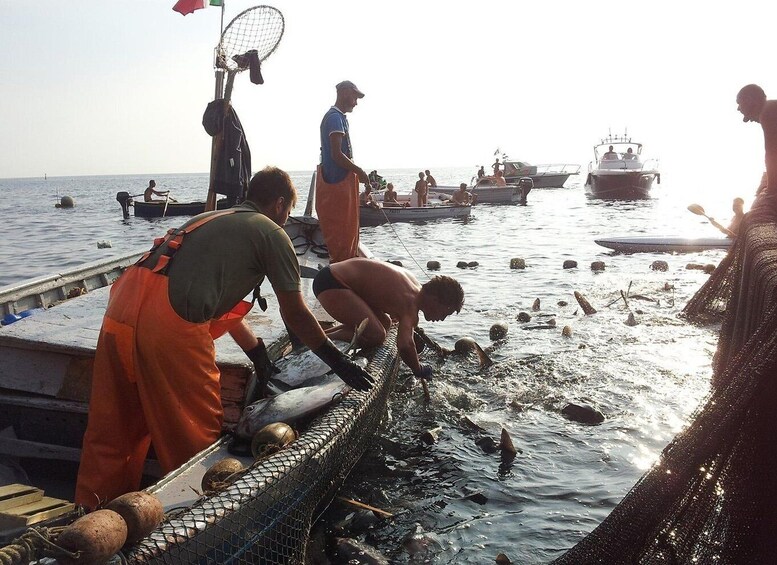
[123,329,399,564]
[553,207,777,564]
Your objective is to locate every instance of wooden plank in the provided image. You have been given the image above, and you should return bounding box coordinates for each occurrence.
[0,484,43,511]
[0,497,75,528]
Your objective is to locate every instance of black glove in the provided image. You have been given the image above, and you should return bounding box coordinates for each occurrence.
[313,338,376,392]
[415,363,433,382]
[245,340,280,379]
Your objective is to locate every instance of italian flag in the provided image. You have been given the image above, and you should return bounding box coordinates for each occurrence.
[173,0,221,16]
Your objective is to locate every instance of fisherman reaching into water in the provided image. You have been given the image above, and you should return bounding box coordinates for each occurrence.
[76,167,374,507]
[312,258,464,385]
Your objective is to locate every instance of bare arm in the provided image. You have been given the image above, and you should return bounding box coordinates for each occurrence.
[229,320,259,351]
[762,103,777,196]
[397,316,422,376]
[329,131,370,185]
[275,290,327,349]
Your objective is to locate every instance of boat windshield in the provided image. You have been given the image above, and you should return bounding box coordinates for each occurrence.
[595,142,642,162]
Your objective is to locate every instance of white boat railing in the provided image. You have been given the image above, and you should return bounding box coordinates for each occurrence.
[532,163,581,176]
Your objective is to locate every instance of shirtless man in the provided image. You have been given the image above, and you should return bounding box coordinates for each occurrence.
[360,184,380,210]
[450,183,472,205]
[493,170,507,187]
[737,84,777,209]
[144,180,169,202]
[425,169,437,188]
[414,171,428,207]
[312,258,464,381]
[728,197,745,236]
[383,182,402,207]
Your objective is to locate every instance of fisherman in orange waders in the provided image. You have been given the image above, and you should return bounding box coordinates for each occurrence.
[75,167,375,507]
[316,80,371,262]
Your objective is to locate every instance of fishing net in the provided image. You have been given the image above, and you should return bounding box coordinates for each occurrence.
[215,5,285,71]
[553,206,777,564]
[123,330,399,564]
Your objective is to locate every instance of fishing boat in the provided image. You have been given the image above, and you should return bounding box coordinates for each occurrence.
[584,133,660,199]
[359,203,472,226]
[595,235,733,253]
[0,215,400,561]
[502,160,581,188]
[116,192,231,218]
[429,180,530,205]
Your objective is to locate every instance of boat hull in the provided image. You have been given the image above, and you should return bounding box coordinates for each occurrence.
[432,185,526,204]
[595,236,733,253]
[585,170,658,199]
[133,199,230,218]
[506,173,572,188]
[360,204,471,226]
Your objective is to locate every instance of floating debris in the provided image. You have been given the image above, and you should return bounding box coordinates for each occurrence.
[510,257,526,269]
[561,403,605,425]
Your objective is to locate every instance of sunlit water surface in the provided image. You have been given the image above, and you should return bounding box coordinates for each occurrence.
[0,169,726,563]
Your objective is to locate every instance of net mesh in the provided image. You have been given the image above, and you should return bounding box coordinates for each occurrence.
[216,5,285,71]
[553,207,777,564]
[123,329,399,564]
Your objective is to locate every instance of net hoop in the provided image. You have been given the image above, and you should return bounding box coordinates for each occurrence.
[215,5,285,72]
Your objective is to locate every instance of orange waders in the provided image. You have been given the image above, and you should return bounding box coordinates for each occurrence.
[315,165,360,263]
[75,212,251,507]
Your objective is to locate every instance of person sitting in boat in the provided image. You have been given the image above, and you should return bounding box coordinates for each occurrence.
[425,169,437,188]
[623,147,638,160]
[144,179,169,202]
[383,182,404,207]
[450,183,473,205]
[75,166,375,507]
[312,257,465,387]
[602,146,619,160]
[360,184,380,210]
[493,170,507,187]
[727,197,745,236]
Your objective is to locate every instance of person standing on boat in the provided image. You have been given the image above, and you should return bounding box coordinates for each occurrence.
[143,179,169,202]
[477,165,486,179]
[312,258,465,385]
[737,84,777,210]
[492,158,501,175]
[414,172,429,207]
[75,167,375,507]
[317,80,370,262]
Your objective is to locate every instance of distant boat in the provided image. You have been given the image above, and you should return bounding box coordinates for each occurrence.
[116,192,230,218]
[502,160,580,188]
[584,133,660,199]
[595,235,733,253]
[360,203,472,226]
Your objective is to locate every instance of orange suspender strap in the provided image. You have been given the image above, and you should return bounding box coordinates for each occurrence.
[136,209,242,270]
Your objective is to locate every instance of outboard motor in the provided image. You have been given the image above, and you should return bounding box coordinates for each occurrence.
[116,191,133,219]
[518,177,533,205]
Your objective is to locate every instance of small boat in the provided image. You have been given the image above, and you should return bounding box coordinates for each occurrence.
[0,215,401,560]
[430,182,529,205]
[595,235,733,253]
[360,203,472,226]
[116,192,231,218]
[502,160,581,188]
[584,133,660,199]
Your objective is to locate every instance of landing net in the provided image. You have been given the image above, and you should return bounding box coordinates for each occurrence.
[553,207,777,564]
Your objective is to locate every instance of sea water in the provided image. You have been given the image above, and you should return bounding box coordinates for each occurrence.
[0,169,727,562]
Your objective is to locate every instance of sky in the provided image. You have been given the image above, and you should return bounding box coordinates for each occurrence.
[0,0,774,194]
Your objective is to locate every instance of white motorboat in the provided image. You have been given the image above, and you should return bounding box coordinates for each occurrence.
[584,133,660,199]
[502,160,581,188]
[430,180,530,205]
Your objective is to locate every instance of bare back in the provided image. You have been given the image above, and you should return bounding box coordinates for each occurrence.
[328,258,421,324]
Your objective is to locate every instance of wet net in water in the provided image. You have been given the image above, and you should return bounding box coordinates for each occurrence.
[553,208,777,564]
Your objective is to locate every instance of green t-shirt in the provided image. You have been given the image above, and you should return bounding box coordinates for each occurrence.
[146,202,301,323]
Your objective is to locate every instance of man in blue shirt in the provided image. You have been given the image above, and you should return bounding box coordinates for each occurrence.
[316,80,371,262]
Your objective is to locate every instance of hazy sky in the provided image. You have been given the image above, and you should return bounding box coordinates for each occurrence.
[1,0,773,190]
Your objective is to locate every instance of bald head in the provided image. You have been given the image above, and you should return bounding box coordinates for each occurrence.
[737,84,766,123]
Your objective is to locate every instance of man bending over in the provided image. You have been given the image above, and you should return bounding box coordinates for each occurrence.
[312,258,464,381]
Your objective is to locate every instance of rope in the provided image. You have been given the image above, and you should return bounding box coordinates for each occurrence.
[0,526,79,565]
[378,206,431,280]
